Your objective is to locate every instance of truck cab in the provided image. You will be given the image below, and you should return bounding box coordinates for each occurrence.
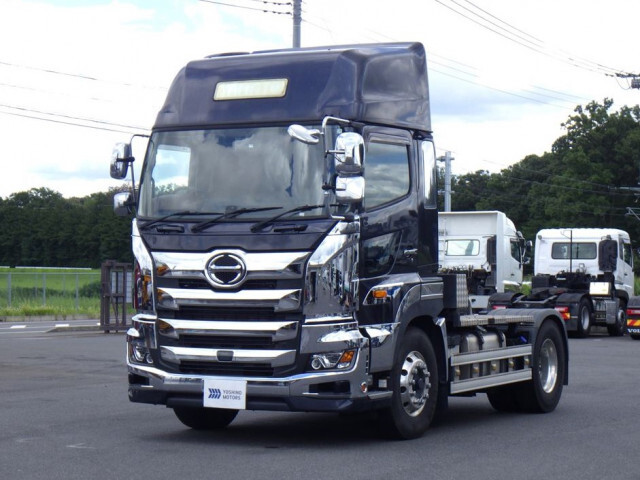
[438,211,528,311]
[534,228,634,299]
[490,227,634,338]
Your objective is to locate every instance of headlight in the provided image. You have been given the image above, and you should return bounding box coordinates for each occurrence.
[309,349,356,370]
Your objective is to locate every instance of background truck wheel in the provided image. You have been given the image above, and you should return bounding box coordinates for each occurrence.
[379,327,438,440]
[515,320,566,413]
[575,298,592,338]
[173,406,238,430]
[607,300,627,337]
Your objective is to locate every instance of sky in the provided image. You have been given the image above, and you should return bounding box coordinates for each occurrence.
[1,0,640,199]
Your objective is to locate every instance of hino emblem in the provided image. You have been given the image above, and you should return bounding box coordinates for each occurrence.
[205,253,247,287]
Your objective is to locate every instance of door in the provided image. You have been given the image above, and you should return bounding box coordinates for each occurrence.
[358,127,418,325]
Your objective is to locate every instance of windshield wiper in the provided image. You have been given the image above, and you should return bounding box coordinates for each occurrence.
[250,204,325,233]
[140,211,221,231]
[191,206,282,233]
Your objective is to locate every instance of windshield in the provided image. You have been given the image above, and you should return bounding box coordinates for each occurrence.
[138,126,333,219]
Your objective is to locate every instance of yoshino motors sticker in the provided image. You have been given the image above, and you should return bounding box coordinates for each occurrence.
[203,378,247,410]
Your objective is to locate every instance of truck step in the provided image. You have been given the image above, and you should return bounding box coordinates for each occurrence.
[458,313,534,327]
[451,344,532,366]
[449,344,532,395]
[450,369,532,394]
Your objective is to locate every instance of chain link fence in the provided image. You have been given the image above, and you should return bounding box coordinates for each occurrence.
[0,270,102,313]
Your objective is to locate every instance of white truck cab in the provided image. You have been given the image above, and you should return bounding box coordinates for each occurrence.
[534,228,634,298]
[439,211,528,310]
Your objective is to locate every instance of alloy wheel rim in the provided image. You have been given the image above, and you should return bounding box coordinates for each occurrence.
[399,351,430,416]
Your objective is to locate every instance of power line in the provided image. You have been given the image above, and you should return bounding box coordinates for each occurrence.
[429,66,571,109]
[0,104,148,135]
[0,110,143,135]
[300,7,589,108]
[0,60,166,91]
[198,0,291,15]
[435,0,632,78]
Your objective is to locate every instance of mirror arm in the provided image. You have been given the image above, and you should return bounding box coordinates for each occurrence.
[124,133,149,209]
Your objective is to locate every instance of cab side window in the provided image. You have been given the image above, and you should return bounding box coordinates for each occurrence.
[510,239,521,262]
[364,141,410,209]
[623,242,633,267]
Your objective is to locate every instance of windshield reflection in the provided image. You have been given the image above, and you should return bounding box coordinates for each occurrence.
[138,126,332,219]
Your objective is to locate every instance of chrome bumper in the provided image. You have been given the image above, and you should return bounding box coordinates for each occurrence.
[127,314,393,412]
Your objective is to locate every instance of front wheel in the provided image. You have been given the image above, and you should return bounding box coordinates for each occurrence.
[173,406,238,430]
[607,300,627,337]
[515,320,566,413]
[378,328,438,440]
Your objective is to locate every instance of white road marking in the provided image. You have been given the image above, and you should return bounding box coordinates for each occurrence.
[10,325,26,329]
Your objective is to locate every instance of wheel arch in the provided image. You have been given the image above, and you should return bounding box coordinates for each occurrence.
[616,289,629,305]
[529,310,570,386]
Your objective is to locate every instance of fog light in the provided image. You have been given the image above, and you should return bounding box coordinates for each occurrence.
[310,349,356,371]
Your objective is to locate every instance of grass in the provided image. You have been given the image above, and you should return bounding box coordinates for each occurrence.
[0,267,103,318]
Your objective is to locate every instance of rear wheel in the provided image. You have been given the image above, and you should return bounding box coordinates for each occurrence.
[575,298,592,338]
[515,320,566,413]
[379,328,438,439]
[173,406,238,430]
[607,300,626,337]
[487,384,519,412]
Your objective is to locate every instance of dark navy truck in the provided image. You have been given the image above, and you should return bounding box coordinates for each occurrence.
[110,42,568,439]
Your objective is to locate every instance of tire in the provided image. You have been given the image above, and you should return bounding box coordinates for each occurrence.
[486,384,519,412]
[575,298,592,338]
[607,300,626,337]
[379,328,438,440]
[515,320,566,413]
[173,406,238,430]
[631,335,640,341]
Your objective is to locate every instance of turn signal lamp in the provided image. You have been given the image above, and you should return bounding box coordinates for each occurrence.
[156,263,169,277]
[554,306,571,320]
[156,289,178,310]
[133,261,153,311]
[157,320,178,338]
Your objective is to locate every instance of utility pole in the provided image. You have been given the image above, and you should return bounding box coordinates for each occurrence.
[438,151,454,212]
[292,0,301,48]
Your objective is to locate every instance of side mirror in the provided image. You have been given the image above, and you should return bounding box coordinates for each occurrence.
[334,132,364,175]
[288,124,322,145]
[522,240,533,265]
[110,143,133,180]
[114,191,134,216]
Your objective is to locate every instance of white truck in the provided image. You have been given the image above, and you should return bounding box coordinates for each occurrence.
[490,228,634,337]
[438,211,529,312]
